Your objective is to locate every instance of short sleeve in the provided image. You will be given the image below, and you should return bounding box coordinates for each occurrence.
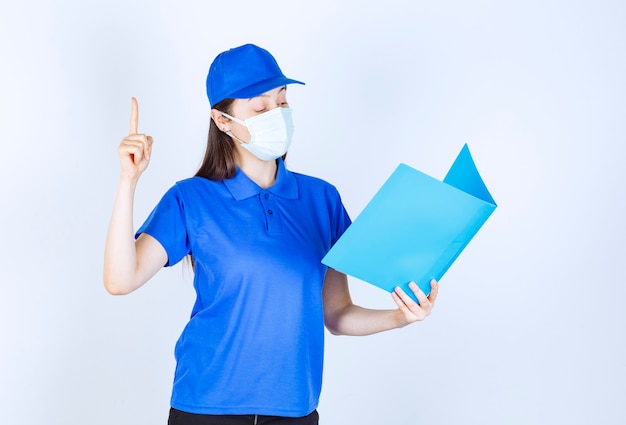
[135,184,190,267]
[329,185,352,247]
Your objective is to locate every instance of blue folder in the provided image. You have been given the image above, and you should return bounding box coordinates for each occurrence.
[322,144,497,303]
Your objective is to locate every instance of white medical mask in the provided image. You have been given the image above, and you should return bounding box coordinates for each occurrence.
[221,107,294,161]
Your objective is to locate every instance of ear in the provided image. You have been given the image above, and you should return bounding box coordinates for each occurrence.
[210,109,230,132]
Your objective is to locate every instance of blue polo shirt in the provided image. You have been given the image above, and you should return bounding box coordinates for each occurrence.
[136,158,351,417]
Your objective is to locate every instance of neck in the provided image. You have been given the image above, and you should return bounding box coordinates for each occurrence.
[236,153,278,189]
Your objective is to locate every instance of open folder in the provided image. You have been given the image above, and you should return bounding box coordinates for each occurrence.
[321,144,497,303]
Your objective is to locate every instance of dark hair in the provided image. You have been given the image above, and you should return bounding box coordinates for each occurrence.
[195,98,238,181]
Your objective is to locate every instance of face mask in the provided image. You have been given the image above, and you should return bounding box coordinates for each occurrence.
[221,107,294,161]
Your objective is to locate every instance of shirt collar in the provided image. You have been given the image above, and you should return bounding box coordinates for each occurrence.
[223,158,299,201]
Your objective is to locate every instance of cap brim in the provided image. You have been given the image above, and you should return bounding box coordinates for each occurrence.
[228,76,305,100]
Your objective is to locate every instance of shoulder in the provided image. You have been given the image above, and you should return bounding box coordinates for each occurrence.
[288,170,347,214]
[173,176,216,188]
[288,170,352,229]
[153,177,224,208]
[290,171,341,196]
[169,176,224,195]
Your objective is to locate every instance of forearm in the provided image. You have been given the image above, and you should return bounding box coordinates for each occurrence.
[323,269,438,336]
[103,177,140,294]
[326,304,403,336]
[323,268,405,336]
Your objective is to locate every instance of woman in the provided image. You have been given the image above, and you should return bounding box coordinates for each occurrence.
[104,43,438,425]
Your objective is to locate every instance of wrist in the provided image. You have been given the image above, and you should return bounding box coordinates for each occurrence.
[392,308,410,329]
[118,173,140,187]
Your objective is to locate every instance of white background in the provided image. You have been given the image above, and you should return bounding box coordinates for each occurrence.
[1,0,625,424]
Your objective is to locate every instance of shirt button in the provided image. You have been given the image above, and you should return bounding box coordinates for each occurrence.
[267,209,273,215]
[264,193,269,199]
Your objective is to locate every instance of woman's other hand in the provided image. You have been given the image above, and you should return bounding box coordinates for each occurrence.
[391,280,439,327]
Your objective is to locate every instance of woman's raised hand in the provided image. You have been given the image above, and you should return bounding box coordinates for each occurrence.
[118,97,153,180]
[104,98,165,296]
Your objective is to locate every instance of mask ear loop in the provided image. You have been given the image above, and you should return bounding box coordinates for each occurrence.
[219,111,248,144]
[225,130,247,144]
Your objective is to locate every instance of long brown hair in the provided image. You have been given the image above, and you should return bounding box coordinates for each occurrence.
[195,98,238,181]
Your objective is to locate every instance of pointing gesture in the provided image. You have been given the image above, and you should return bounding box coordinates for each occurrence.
[130,96,139,135]
[118,97,153,180]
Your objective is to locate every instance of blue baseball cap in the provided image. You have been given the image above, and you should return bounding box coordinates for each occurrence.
[206,44,305,107]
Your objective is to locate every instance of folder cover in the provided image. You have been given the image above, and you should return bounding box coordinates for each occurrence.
[322,144,497,303]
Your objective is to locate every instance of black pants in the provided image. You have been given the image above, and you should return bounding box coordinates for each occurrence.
[168,408,319,425]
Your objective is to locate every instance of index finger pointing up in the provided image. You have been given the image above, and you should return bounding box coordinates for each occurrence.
[129,97,139,135]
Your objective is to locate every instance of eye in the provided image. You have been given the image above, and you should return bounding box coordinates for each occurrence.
[247,98,266,112]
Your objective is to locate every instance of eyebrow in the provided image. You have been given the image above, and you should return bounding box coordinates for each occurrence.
[249,86,287,100]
